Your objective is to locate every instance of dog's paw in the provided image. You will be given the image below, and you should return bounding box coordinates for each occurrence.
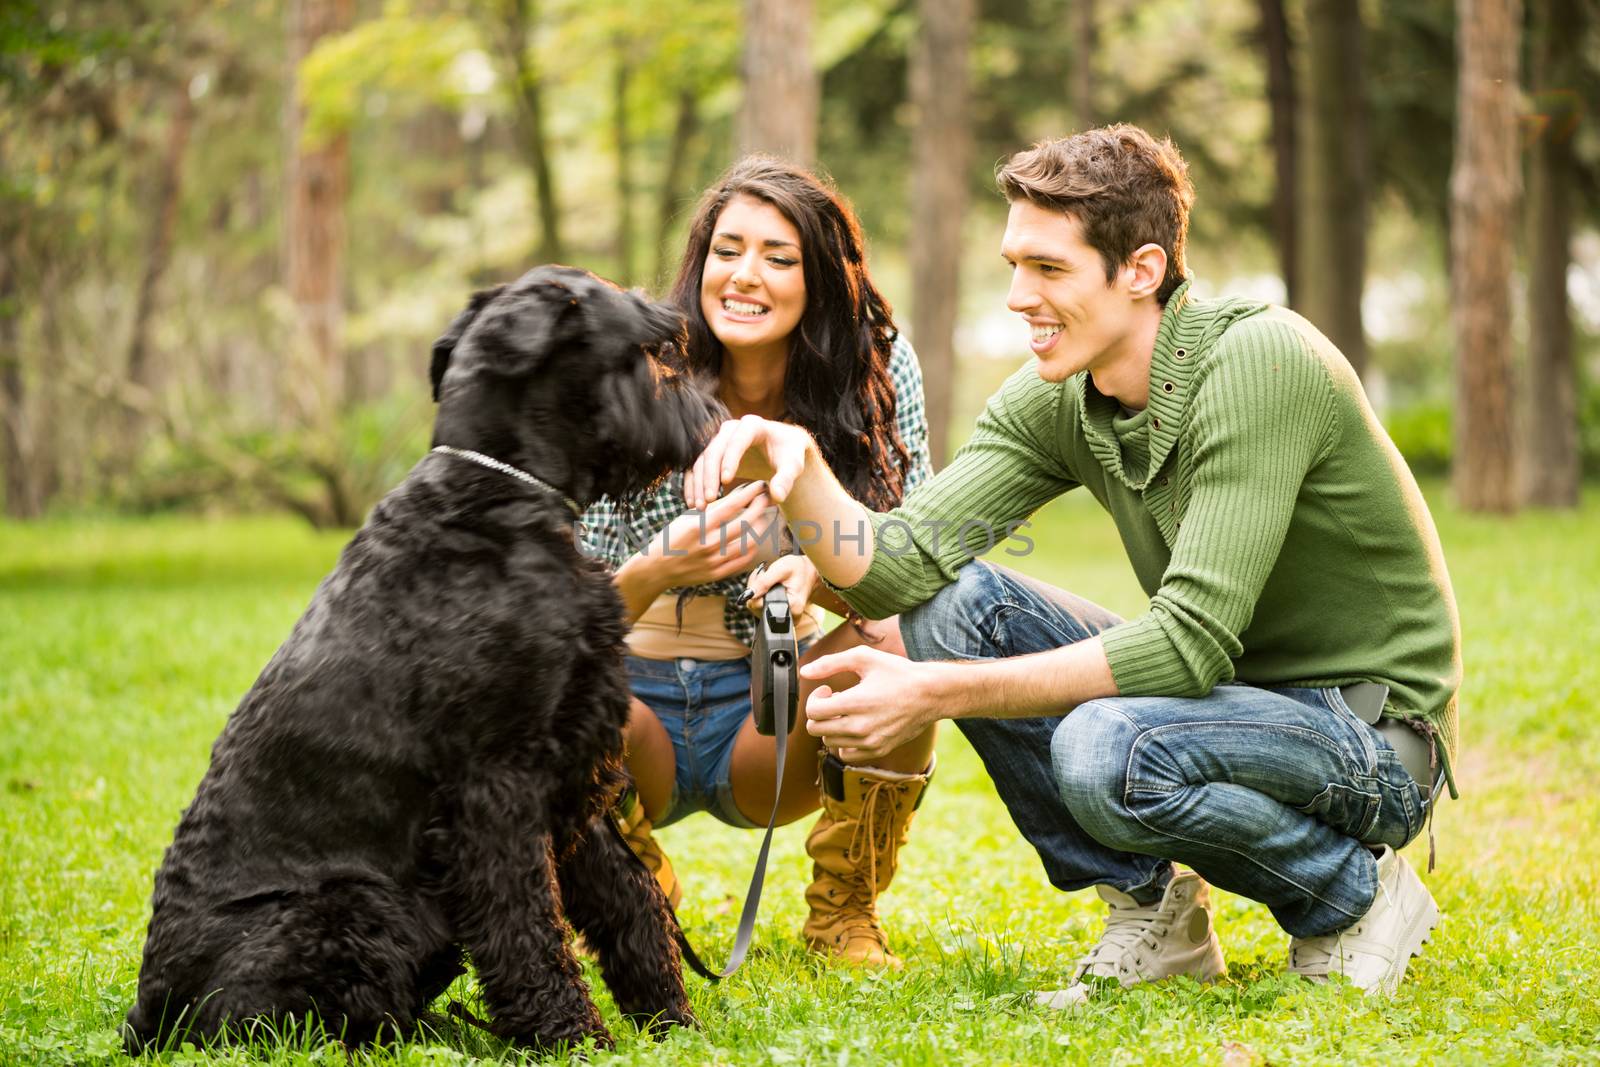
[627,1004,697,1039]
[509,1016,615,1056]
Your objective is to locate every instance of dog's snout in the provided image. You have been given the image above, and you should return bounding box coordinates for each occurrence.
[639,299,686,345]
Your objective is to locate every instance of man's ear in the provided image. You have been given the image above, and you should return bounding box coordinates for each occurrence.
[1124,243,1168,301]
[430,284,507,402]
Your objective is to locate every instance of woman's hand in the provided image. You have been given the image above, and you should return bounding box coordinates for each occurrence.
[742,554,821,617]
[634,478,777,589]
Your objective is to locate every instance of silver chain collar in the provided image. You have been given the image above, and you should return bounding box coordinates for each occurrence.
[430,446,582,518]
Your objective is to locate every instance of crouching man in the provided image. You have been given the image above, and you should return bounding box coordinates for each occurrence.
[707,124,1459,1003]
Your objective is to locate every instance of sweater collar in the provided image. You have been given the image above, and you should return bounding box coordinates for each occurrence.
[1076,279,1261,489]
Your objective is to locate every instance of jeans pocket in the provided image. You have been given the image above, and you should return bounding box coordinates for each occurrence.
[1375,751,1427,846]
[1298,781,1381,840]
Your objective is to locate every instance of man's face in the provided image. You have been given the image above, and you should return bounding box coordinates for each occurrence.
[1000,201,1140,384]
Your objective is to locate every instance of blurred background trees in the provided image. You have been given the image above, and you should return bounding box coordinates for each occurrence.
[2,0,1597,524]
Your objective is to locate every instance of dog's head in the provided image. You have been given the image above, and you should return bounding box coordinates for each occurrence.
[429,265,721,505]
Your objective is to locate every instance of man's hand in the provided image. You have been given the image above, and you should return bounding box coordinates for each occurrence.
[687,415,814,509]
[800,647,949,763]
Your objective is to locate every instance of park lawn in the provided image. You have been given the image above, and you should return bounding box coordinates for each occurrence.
[2,487,1597,1066]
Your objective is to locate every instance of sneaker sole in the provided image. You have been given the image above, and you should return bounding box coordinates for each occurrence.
[1378,889,1440,995]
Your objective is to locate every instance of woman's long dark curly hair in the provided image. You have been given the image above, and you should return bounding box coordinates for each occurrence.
[666,156,913,512]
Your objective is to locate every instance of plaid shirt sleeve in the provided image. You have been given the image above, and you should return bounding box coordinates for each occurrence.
[578,474,687,570]
[889,333,934,495]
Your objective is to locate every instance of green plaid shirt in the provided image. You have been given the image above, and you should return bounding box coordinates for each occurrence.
[578,333,933,648]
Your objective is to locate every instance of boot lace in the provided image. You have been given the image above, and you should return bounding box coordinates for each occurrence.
[1078,901,1173,981]
[843,779,899,906]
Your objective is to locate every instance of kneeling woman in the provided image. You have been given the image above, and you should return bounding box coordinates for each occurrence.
[580,157,935,967]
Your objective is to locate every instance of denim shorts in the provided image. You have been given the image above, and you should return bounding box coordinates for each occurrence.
[625,640,814,830]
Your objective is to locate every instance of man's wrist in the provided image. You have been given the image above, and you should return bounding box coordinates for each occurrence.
[921,660,977,723]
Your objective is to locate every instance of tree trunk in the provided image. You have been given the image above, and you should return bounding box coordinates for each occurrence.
[286,0,353,419]
[1070,0,1097,129]
[655,88,701,286]
[0,251,37,519]
[910,0,972,470]
[738,0,817,166]
[123,81,195,456]
[1258,0,1298,306]
[1450,0,1522,513]
[1296,0,1368,378]
[489,0,563,262]
[614,42,636,287]
[1522,0,1580,507]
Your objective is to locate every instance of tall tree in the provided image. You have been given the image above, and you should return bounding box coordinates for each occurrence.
[1296,0,1369,377]
[613,39,637,287]
[1450,0,1522,513]
[0,239,33,517]
[485,0,564,262]
[286,0,354,417]
[738,0,817,165]
[910,0,972,469]
[123,79,195,449]
[654,88,702,285]
[1257,0,1298,305]
[1522,0,1581,507]
[1070,0,1097,129]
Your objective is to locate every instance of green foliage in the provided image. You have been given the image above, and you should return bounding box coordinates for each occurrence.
[118,393,435,523]
[3,490,1599,1063]
[298,6,486,148]
[1382,402,1453,477]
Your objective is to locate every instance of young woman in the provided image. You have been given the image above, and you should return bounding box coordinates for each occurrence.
[579,157,936,968]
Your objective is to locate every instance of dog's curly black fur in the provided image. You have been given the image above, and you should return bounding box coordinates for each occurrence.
[124,266,719,1054]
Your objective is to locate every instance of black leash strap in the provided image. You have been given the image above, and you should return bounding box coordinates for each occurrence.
[606,673,788,982]
[605,595,795,982]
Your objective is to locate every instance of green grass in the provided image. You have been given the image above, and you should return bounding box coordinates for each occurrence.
[3,489,1598,1065]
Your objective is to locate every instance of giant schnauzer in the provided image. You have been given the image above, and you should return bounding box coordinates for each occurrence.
[124,266,718,1053]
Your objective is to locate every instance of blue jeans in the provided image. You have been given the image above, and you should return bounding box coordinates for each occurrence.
[625,636,816,831]
[899,562,1427,938]
[625,654,763,830]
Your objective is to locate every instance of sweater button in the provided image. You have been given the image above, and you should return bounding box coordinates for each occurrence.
[1152,416,1162,430]
[1162,381,1175,393]
[1174,348,1188,360]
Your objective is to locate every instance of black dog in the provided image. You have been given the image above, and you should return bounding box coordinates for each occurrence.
[124,266,718,1053]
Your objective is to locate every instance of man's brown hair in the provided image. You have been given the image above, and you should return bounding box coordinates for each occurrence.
[996,124,1194,304]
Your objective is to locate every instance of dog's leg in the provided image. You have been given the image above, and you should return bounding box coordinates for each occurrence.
[448,778,613,1053]
[559,818,695,1036]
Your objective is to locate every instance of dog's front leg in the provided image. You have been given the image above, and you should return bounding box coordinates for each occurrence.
[448,778,613,1053]
[559,818,695,1036]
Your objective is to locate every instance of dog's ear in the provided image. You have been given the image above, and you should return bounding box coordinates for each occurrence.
[467,280,585,381]
[430,284,507,402]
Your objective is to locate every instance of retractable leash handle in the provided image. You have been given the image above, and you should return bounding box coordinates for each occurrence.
[608,584,799,982]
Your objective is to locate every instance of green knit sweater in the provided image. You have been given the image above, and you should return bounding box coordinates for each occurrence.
[836,281,1463,795]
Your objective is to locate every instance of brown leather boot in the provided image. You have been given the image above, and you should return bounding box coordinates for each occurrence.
[613,786,682,909]
[801,753,933,969]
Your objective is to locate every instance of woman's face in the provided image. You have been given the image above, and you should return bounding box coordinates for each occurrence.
[698,195,807,358]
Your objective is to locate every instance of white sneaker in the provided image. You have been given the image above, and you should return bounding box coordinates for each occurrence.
[1035,870,1227,1009]
[1287,845,1439,995]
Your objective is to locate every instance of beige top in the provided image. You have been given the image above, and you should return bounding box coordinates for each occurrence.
[626,593,825,661]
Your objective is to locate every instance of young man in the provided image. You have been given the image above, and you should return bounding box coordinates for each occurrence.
[695,125,1460,1002]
